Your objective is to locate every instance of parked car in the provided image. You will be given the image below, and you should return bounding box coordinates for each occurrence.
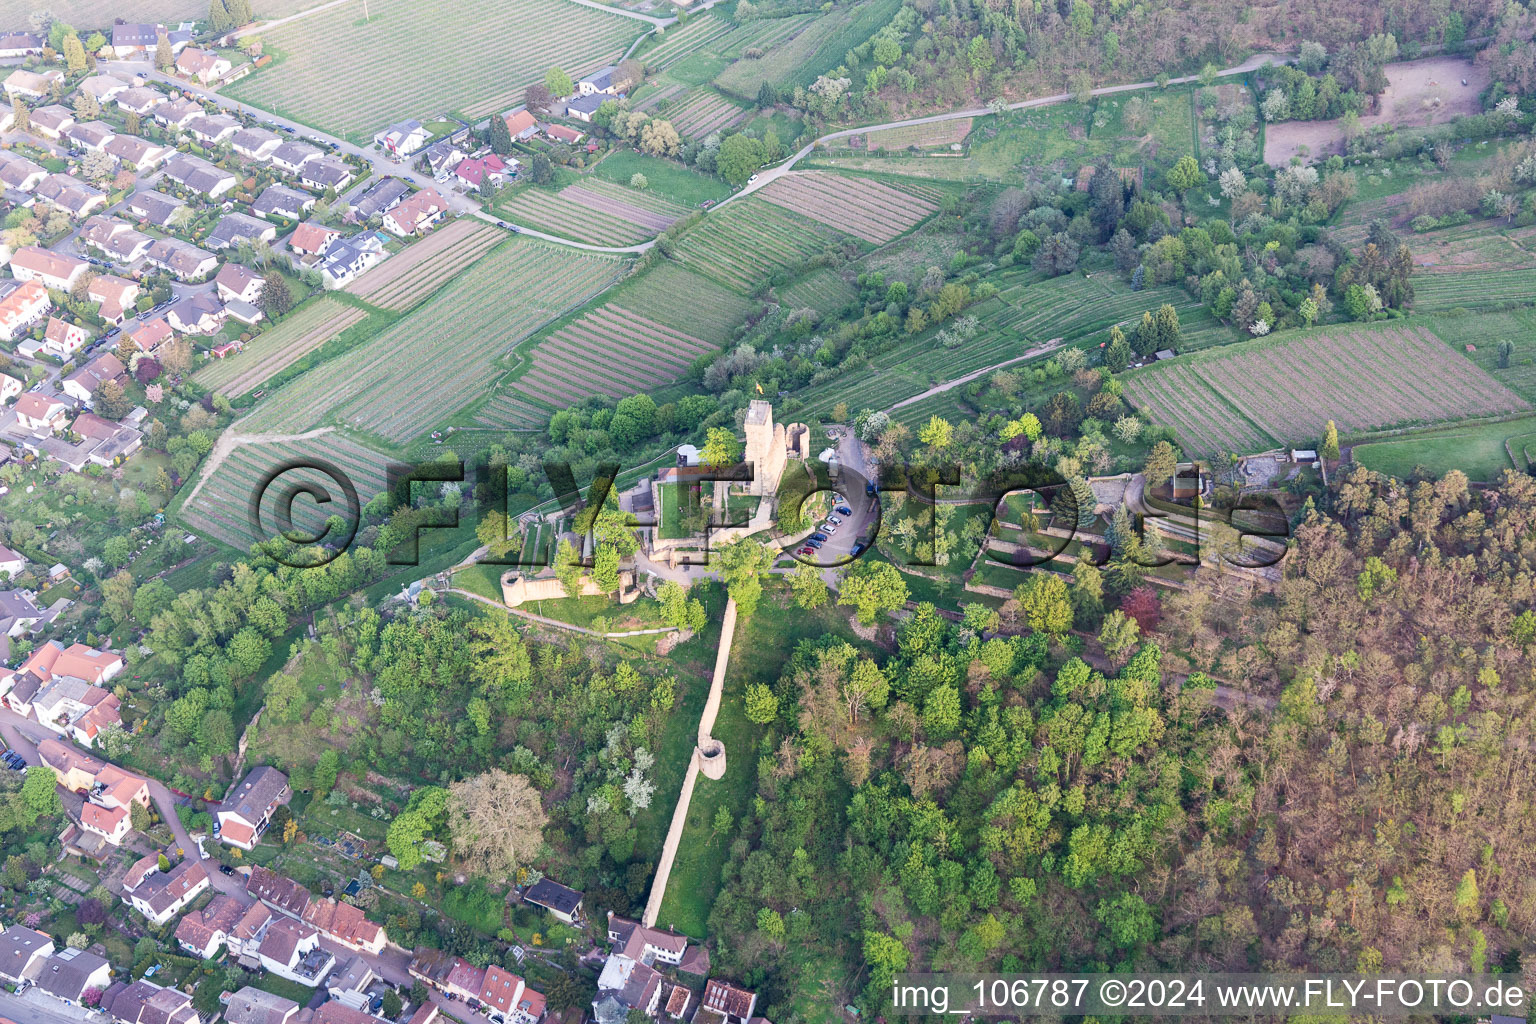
[851,542,866,557]
[748,173,759,183]
[824,523,839,533]
[811,532,828,542]
[827,516,842,525]
[219,864,234,875]
[807,539,823,549]
[798,546,814,555]
[836,505,852,516]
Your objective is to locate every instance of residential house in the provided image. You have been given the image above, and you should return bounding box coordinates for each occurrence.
[11,246,90,290]
[479,967,526,1024]
[164,292,225,334]
[543,124,584,145]
[419,140,465,180]
[523,879,583,923]
[3,68,63,101]
[104,135,172,173]
[326,955,379,1005]
[256,918,334,986]
[0,32,43,58]
[110,22,192,58]
[162,154,236,198]
[664,986,690,1021]
[126,858,210,926]
[13,393,68,432]
[22,668,123,742]
[312,1002,385,1024]
[223,299,263,326]
[0,376,18,405]
[227,902,274,961]
[269,141,321,176]
[303,897,385,954]
[577,66,632,96]
[700,980,758,1024]
[382,188,447,236]
[102,978,200,1024]
[299,156,353,192]
[186,113,240,148]
[0,279,50,341]
[29,105,75,139]
[217,766,290,850]
[155,97,204,130]
[318,231,385,288]
[125,190,187,228]
[232,127,283,161]
[349,177,409,222]
[373,120,429,156]
[605,914,688,965]
[42,318,90,359]
[79,215,153,263]
[124,317,173,353]
[592,957,662,1024]
[144,238,217,281]
[0,590,44,638]
[34,946,110,1005]
[78,74,131,103]
[0,152,46,191]
[247,866,311,918]
[88,276,140,325]
[502,109,538,141]
[114,87,165,116]
[176,47,233,84]
[565,94,605,122]
[0,926,54,984]
[63,120,116,152]
[407,947,456,990]
[454,155,514,189]
[35,738,147,836]
[288,222,340,257]
[62,352,126,404]
[174,893,248,959]
[224,989,298,1024]
[444,961,486,1001]
[207,212,276,250]
[35,174,107,218]
[251,183,313,220]
[47,411,144,471]
[215,264,264,305]
[0,544,24,577]
[15,642,124,690]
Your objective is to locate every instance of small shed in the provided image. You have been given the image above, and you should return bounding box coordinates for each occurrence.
[1291,449,1319,464]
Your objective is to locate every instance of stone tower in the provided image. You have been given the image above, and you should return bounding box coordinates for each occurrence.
[743,399,786,496]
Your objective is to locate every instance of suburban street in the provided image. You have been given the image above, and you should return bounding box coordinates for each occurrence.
[0,989,107,1024]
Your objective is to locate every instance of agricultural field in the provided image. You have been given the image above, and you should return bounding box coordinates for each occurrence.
[347,220,505,311]
[610,261,756,342]
[1427,308,1536,402]
[637,13,734,69]
[778,268,857,312]
[472,394,552,430]
[1412,268,1536,311]
[591,150,732,207]
[0,0,199,23]
[1410,219,1536,275]
[181,432,390,551]
[226,0,640,142]
[237,241,624,442]
[191,299,369,397]
[673,197,841,291]
[507,305,717,406]
[757,172,942,243]
[1124,323,1530,456]
[713,0,899,97]
[1352,414,1536,481]
[496,180,689,246]
[860,118,974,151]
[663,88,751,138]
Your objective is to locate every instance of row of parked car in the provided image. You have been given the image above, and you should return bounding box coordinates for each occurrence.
[798,493,856,555]
[1,749,28,771]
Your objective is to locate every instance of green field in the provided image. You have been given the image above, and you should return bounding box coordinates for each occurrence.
[227,0,641,141]
[1412,269,1536,312]
[674,196,842,292]
[592,150,732,207]
[779,267,857,312]
[1426,308,1536,403]
[192,298,371,398]
[495,179,689,246]
[1352,415,1536,482]
[237,240,625,442]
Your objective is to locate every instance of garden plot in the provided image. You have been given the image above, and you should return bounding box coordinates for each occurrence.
[666,89,751,138]
[757,172,942,244]
[347,220,505,311]
[192,299,367,397]
[674,197,839,291]
[182,433,390,551]
[238,241,624,442]
[509,305,716,406]
[226,0,639,142]
[1125,323,1529,454]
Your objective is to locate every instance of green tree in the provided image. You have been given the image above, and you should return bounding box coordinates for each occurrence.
[700,426,741,468]
[1454,868,1480,921]
[918,415,953,451]
[155,33,173,71]
[1143,440,1178,487]
[1321,420,1340,461]
[921,683,961,738]
[1166,155,1204,192]
[744,682,779,724]
[966,35,994,77]
[489,111,514,155]
[1096,891,1158,948]
[1016,573,1073,635]
[381,991,402,1020]
[1098,609,1140,665]
[61,33,86,73]
[716,133,765,186]
[717,537,774,618]
[312,749,340,802]
[1104,326,1132,372]
[757,907,785,941]
[544,67,573,98]
[838,560,909,625]
[19,768,61,823]
[259,272,293,319]
[1154,303,1181,348]
[789,561,828,609]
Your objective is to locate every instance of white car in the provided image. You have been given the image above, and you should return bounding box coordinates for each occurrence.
[827,516,842,526]
[748,173,759,183]
[824,522,839,533]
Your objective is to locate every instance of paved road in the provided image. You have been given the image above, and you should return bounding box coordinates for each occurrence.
[727,51,1291,204]
[0,990,106,1024]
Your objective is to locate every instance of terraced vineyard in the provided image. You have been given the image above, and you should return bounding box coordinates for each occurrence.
[674,198,839,291]
[613,262,756,342]
[758,172,942,243]
[496,180,688,245]
[473,393,552,430]
[666,89,751,138]
[238,241,624,442]
[861,118,974,150]
[638,13,734,69]
[182,433,390,551]
[779,268,857,312]
[713,0,898,95]
[192,299,369,397]
[347,220,505,311]
[1124,323,1530,455]
[1412,268,1536,311]
[226,0,639,141]
[509,305,717,406]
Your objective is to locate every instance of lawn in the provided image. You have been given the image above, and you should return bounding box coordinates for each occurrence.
[592,150,732,207]
[1351,414,1536,482]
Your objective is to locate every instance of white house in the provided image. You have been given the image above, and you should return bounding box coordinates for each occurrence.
[125,858,210,926]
